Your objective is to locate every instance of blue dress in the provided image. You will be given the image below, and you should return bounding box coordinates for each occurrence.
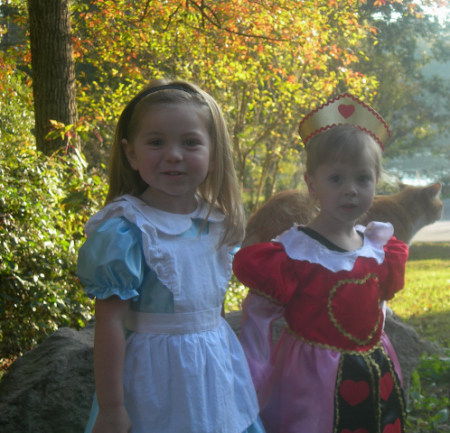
[77,195,264,433]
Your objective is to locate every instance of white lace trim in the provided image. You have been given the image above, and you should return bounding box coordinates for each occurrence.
[85,194,225,236]
[274,222,394,272]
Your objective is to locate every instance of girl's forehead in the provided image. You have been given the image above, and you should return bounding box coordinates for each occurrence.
[320,149,377,170]
[136,101,207,125]
[142,102,211,127]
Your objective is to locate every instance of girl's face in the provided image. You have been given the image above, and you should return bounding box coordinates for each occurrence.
[305,148,378,226]
[123,102,213,214]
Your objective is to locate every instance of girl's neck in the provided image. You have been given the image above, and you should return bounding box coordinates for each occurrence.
[139,188,198,214]
[307,215,363,252]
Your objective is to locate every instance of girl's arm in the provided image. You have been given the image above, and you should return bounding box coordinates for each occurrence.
[92,295,132,433]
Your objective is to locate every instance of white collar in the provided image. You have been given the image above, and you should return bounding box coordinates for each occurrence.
[85,194,225,236]
[274,222,394,272]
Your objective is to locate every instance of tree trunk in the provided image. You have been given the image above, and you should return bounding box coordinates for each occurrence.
[28,0,78,154]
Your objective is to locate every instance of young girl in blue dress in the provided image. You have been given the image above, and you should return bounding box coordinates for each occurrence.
[77,79,265,433]
[233,94,409,433]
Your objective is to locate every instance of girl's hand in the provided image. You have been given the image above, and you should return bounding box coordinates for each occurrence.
[92,406,132,433]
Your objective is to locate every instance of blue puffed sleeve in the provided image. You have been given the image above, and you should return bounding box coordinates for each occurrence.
[77,217,144,301]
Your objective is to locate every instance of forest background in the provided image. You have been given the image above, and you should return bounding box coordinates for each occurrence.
[1,0,450,365]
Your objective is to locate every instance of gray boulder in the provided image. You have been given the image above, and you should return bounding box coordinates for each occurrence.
[0,311,437,433]
[0,324,95,433]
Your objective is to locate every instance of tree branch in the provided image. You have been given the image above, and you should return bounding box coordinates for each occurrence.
[187,0,286,42]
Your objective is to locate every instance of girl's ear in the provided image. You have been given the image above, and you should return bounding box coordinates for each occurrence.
[304,173,316,199]
[122,139,138,170]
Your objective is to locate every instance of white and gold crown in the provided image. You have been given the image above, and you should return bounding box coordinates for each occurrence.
[298,93,390,150]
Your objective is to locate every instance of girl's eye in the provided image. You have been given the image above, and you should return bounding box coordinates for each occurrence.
[148,139,163,147]
[330,175,341,183]
[358,175,372,183]
[184,139,200,148]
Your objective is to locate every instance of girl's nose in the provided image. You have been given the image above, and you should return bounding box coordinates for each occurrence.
[344,183,357,196]
[165,143,183,161]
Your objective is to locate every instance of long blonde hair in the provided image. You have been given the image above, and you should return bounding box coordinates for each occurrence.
[106,78,244,246]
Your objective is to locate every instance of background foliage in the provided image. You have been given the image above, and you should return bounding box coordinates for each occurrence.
[2,0,449,206]
[0,140,105,358]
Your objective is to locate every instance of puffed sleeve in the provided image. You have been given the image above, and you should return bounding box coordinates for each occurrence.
[378,237,409,300]
[77,217,144,301]
[233,242,300,304]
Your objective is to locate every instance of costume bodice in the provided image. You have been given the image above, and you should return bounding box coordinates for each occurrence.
[234,223,408,352]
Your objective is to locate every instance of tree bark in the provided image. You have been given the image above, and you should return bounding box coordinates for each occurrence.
[28,0,78,154]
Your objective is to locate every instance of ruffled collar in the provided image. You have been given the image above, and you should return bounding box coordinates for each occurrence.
[85,194,225,236]
[274,222,394,272]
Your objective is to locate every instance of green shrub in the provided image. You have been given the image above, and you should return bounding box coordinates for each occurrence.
[407,350,450,432]
[0,142,106,359]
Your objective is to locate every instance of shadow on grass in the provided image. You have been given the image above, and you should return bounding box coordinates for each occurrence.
[408,242,450,261]
[400,310,450,348]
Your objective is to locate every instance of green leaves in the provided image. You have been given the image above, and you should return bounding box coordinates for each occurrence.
[68,0,383,211]
[0,141,106,359]
[408,351,450,431]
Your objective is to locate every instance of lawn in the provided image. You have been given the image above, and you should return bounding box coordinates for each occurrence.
[390,242,450,348]
[389,242,450,432]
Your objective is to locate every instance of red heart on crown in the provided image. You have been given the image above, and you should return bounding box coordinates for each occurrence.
[338,104,355,119]
[380,372,394,401]
[382,418,402,433]
[340,379,370,406]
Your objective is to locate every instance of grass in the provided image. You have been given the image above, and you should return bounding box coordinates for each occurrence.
[390,243,450,348]
[388,242,450,432]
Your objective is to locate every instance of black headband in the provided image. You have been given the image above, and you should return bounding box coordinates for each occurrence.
[121,84,198,139]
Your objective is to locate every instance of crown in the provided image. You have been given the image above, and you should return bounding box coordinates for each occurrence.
[298,93,390,150]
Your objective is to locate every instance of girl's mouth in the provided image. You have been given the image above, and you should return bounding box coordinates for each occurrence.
[164,171,184,176]
[341,203,357,210]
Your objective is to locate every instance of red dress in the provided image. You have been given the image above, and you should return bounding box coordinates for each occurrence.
[233,223,409,433]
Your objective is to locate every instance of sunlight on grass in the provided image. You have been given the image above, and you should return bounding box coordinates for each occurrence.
[389,243,450,348]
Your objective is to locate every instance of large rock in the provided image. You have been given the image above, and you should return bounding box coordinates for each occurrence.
[0,312,438,433]
[0,324,95,433]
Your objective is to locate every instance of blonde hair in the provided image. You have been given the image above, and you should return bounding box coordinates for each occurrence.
[106,78,244,247]
[305,124,384,179]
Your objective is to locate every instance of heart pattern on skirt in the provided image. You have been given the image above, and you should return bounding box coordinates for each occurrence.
[340,379,370,407]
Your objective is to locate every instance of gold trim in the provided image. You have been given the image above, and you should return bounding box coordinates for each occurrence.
[333,355,345,433]
[381,347,407,422]
[249,288,283,306]
[327,273,381,346]
[366,354,382,432]
[285,326,381,355]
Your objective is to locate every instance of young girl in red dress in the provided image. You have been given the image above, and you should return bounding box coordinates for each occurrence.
[233,94,408,433]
